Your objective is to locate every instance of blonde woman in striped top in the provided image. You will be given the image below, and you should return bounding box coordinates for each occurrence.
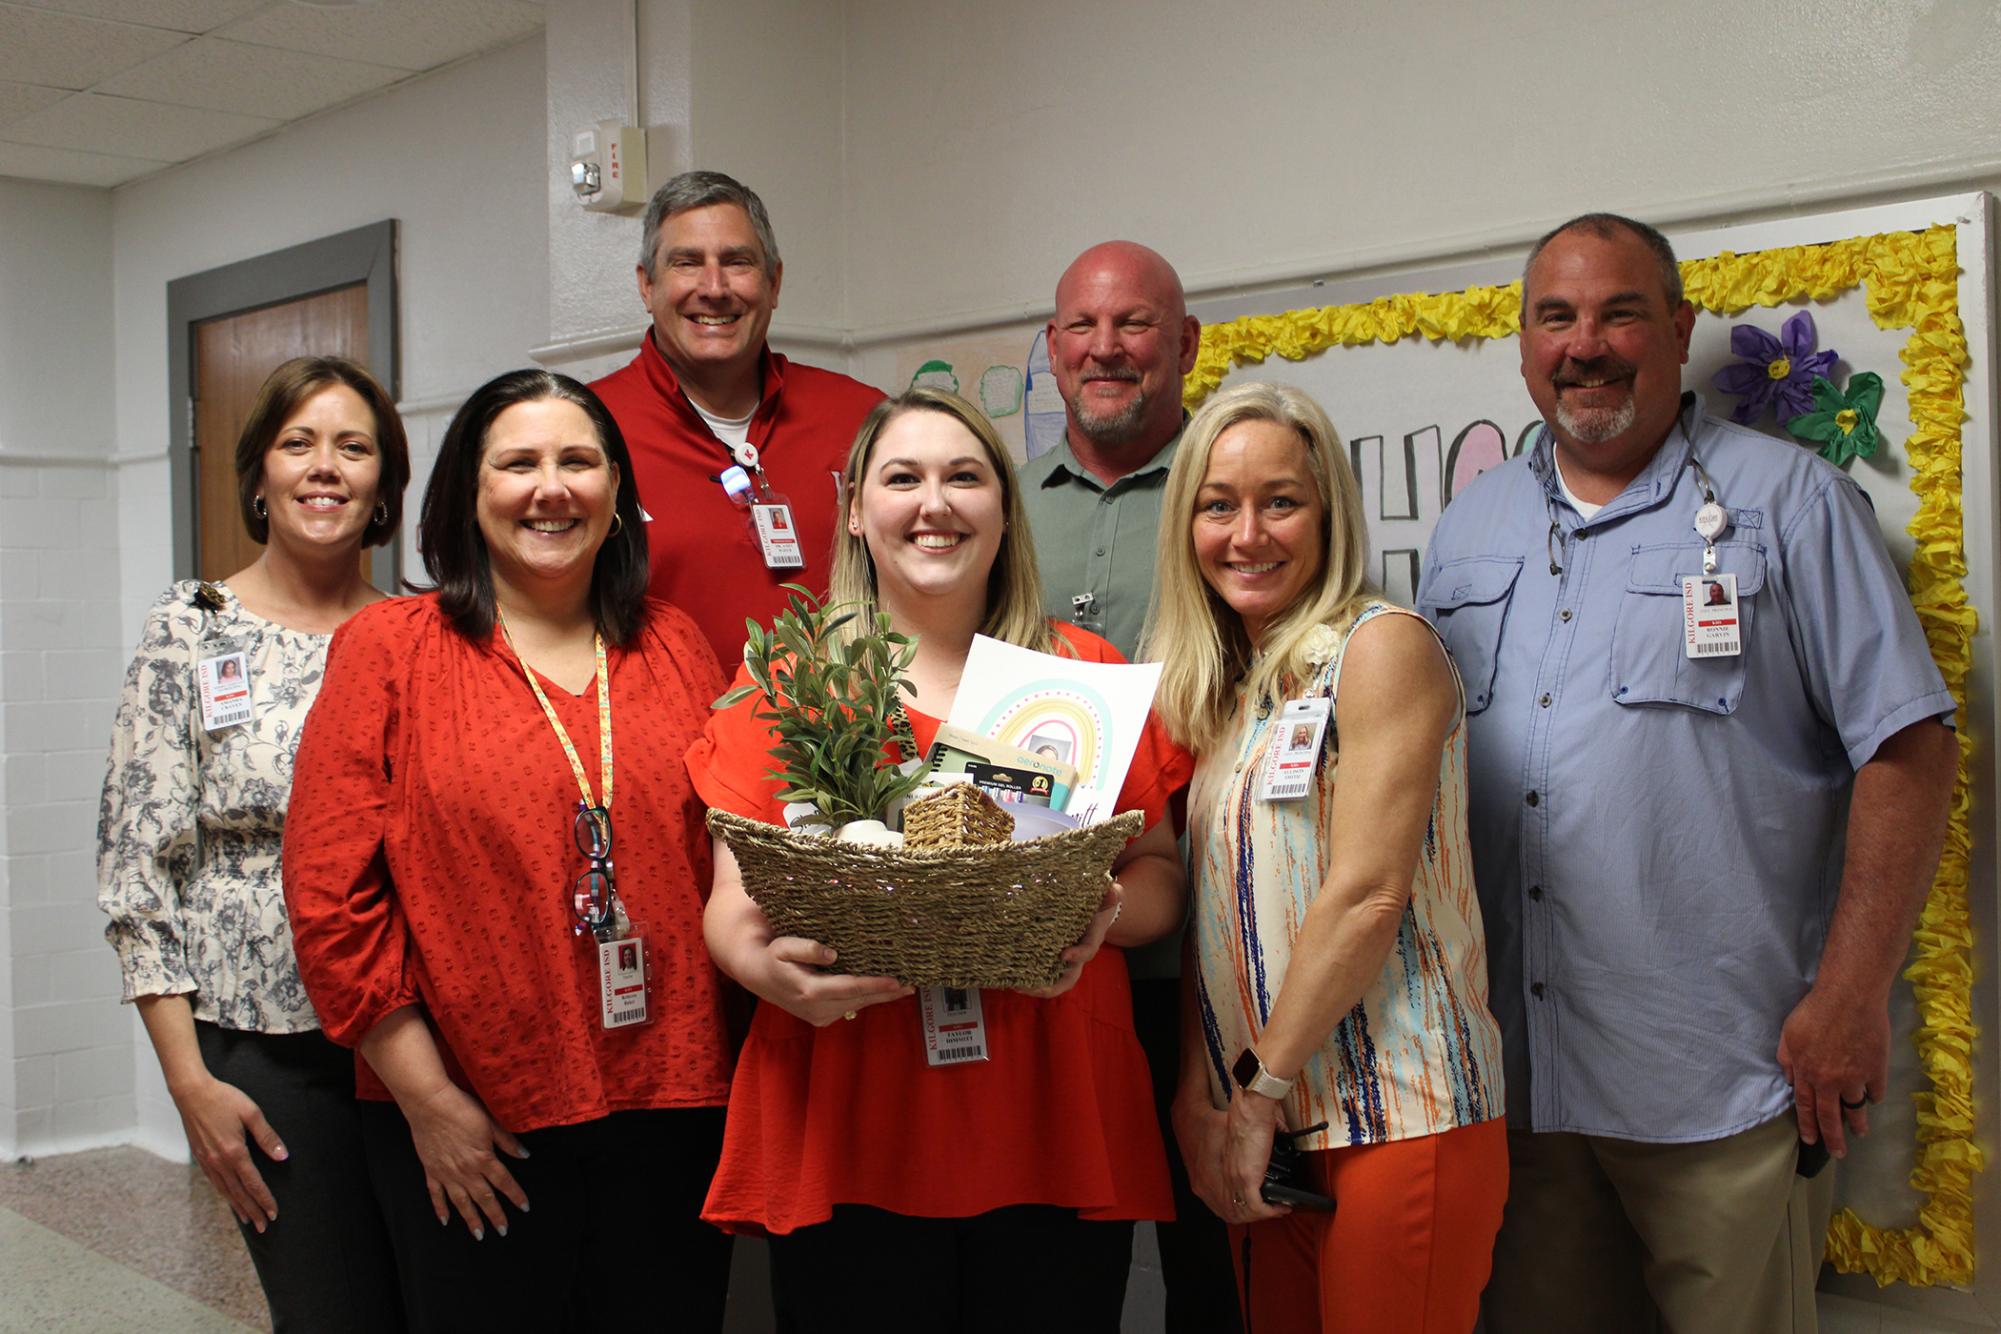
[1145,381,1507,1334]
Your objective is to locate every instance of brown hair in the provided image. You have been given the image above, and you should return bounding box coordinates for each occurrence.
[234,356,409,547]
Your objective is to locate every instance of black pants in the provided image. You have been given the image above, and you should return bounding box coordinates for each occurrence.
[1132,975,1246,1334]
[194,1022,403,1334]
[769,1204,1134,1334]
[360,1102,729,1334]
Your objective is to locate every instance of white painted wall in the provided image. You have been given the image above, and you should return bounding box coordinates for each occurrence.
[0,180,123,1161]
[840,0,2001,336]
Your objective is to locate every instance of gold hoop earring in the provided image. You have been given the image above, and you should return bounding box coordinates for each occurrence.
[610,512,624,536]
[253,496,267,520]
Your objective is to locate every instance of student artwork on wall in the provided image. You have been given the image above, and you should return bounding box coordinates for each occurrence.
[1181,193,1995,1292]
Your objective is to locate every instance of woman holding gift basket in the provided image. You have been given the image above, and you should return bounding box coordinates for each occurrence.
[1148,382,1508,1334]
[690,386,1191,1331]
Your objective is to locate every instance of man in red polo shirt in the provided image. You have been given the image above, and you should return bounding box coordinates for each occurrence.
[592,170,883,666]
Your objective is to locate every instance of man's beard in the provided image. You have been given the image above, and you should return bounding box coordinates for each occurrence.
[1067,373,1151,446]
[1554,394,1636,445]
[1551,356,1638,444]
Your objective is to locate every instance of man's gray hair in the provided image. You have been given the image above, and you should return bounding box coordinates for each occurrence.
[1524,212,1683,307]
[638,170,781,281]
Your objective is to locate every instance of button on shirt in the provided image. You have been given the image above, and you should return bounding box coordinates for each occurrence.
[1020,427,1182,979]
[1018,430,1179,663]
[1417,398,1954,1143]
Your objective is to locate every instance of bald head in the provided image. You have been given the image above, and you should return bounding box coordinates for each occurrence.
[1048,241,1200,473]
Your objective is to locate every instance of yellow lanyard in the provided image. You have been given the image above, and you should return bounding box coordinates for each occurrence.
[497,614,613,814]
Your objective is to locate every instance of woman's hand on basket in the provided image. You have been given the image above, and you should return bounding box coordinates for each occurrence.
[1014,878,1123,1000]
[756,937,912,1027]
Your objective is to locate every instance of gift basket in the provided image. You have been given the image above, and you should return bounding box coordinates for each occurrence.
[706,589,1142,989]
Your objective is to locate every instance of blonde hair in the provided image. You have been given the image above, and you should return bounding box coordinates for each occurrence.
[828,388,1059,654]
[1144,381,1372,750]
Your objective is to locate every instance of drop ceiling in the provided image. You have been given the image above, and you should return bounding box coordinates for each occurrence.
[0,0,544,189]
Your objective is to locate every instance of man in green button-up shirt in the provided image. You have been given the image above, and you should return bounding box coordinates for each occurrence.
[1022,241,1241,1333]
[1020,241,1200,661]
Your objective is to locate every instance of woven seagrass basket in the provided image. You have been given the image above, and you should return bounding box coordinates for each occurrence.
[707,800,1145,989]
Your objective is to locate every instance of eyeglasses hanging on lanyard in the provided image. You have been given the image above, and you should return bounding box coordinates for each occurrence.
[497,613,626,942]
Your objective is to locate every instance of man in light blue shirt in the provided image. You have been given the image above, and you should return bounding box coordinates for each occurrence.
[1418,213,1956,1334]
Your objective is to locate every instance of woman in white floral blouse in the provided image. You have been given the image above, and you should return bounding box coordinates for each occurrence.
[98,356,411,1331]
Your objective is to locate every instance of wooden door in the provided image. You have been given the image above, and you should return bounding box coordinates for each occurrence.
[193,284,372,582]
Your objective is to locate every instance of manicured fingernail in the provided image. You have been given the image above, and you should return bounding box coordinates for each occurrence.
[514,1145,531,1159]
[438,1215,450,1227]
[519,1200,530,1213]
[271,1146,288,1161]
[496,1223,508,1237]
[473,1226,485,1241]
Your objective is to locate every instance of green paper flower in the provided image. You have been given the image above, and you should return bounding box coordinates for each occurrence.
[1785,371,1884,467]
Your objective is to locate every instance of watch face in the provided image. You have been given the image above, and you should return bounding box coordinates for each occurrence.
[1232,1048,1260,1089]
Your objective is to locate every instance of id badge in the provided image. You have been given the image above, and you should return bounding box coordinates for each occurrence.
[1258,697,1331,801]
[919,986,988,1066]
[597,935,650,1029]
[196,652,253,730]
[1682,573,1743,658]
[751,502,804,569]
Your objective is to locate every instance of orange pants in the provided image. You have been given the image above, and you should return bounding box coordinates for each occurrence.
[1228,1117,1508,1334]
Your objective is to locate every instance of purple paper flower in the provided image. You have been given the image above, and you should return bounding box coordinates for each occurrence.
[1709,310,1838,425]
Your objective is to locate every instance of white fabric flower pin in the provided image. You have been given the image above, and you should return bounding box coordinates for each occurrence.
[1302,623,1341,668]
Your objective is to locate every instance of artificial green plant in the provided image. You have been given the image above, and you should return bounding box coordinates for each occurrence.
[714,584,929,829]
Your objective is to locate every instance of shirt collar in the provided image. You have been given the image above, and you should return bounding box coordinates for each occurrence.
[1036,417,1186,489]
[638,329,787,417]
[1529,391,1700,522]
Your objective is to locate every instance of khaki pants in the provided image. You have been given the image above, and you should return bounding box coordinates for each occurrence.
[1482,1115,1836,1334]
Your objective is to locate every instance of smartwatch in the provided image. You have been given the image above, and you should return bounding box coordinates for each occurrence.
[1232,1047,1293,1100]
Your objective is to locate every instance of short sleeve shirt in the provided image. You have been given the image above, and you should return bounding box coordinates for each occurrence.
[1019,429,1180,663]
[1416,397,1954,1142]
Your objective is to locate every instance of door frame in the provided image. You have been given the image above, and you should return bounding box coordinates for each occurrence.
[166,219,400,583]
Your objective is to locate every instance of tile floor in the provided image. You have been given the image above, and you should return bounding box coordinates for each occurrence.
[0,1147,265,1332]
[3,1145,1990,1333]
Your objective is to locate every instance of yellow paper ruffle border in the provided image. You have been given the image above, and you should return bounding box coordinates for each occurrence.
[1187,226,1978,1288]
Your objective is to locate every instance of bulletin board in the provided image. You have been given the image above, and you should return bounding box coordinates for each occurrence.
[1180,193,1997,1293]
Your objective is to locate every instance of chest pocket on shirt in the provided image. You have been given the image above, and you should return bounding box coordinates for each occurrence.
[1608,540,1765,715]
[1418,556,1521,716]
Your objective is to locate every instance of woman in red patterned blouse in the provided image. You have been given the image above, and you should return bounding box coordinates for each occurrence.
[284,370,734,1332]
[690,387,1192,1331]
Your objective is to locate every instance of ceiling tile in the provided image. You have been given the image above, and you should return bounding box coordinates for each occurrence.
[0,80,68,130]
[215,0,543,72]
[2,91,277,162]
[97,36,404,120]
[0,139,166,187]
[0,6,189,88]
[14,0,266,34]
